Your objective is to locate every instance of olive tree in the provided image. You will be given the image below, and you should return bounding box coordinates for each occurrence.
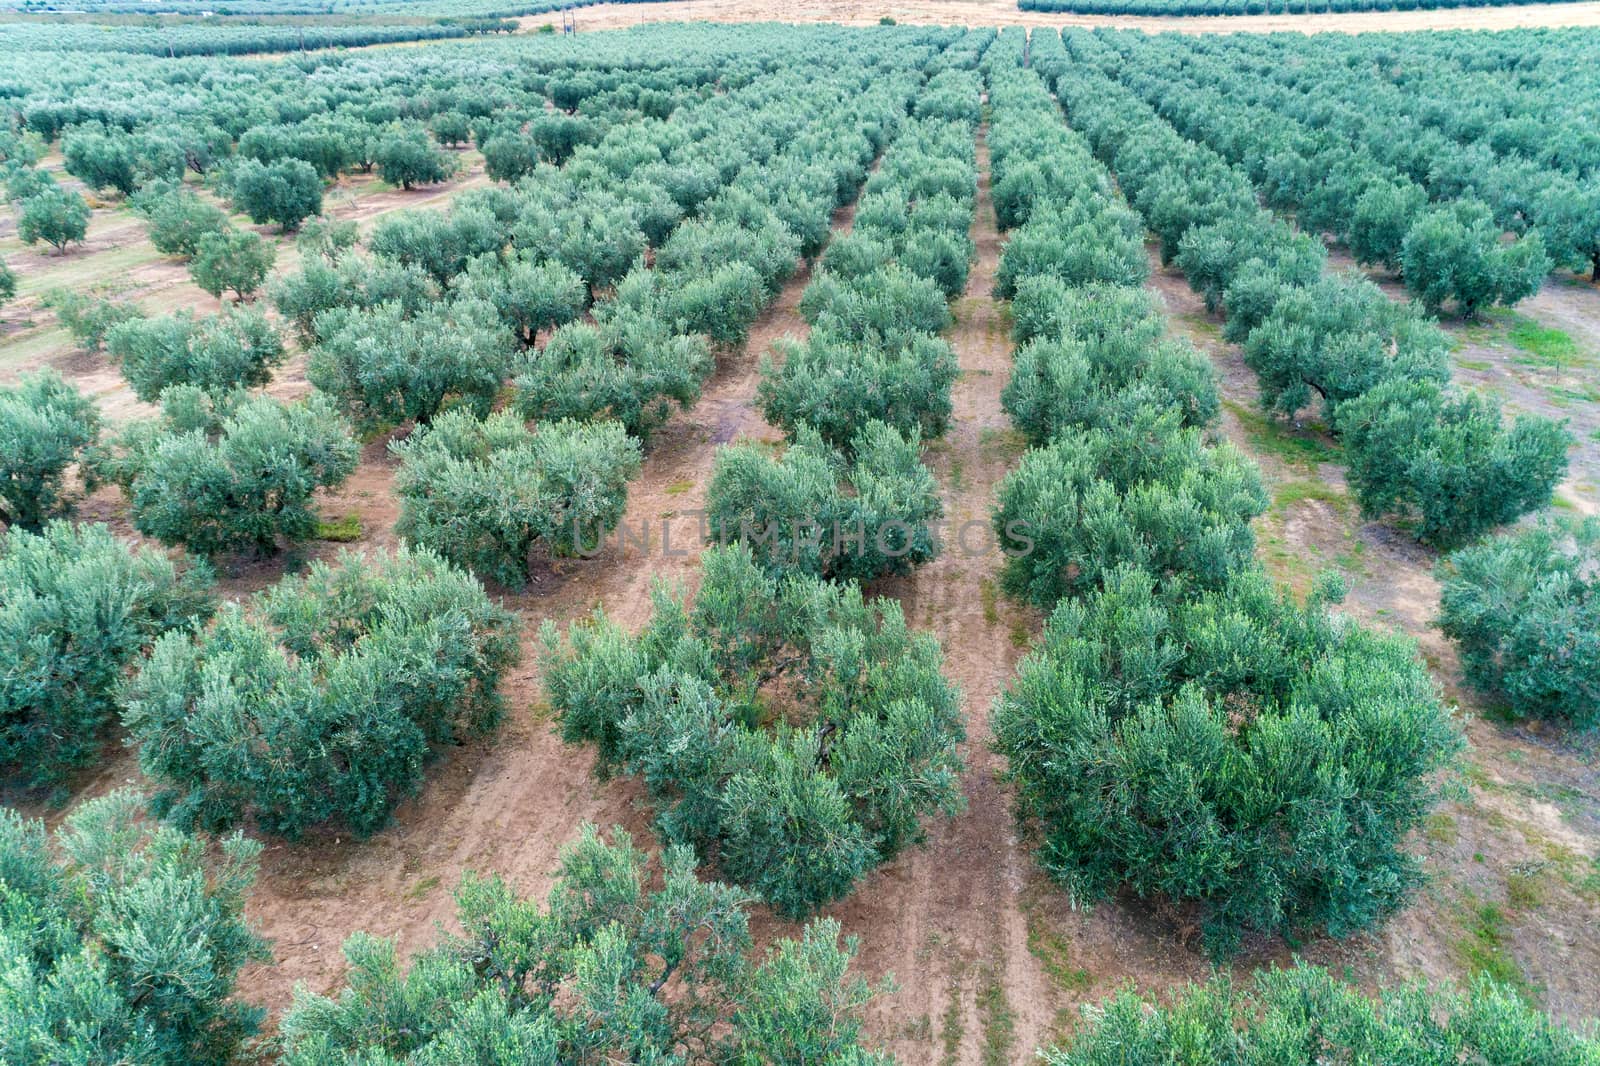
[124,547,519,838]
[190,227,276,302]
[706,421,941,582]
[229,157,323,232]
[18,188,90,253]
[1046,963,1597,1065]
[1436,518,1599,729]
[993,406,1268,611]
[136,186,229,258]
[100,388,359,557]
[308,297,514,431]
[107,306,285,402]
[0,790,268,1065]
[542,544,964,917]
[758,330,957,452]
[1,521,213,786]
[279,825,891,1065]
[0,370,101,530]
[392,409,642,587]
[995,564,1460,956]
[1339,379,1570,547]
[1401,201,1551,318]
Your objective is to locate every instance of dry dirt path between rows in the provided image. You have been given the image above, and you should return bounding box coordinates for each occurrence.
[226,179,859,1019]
[793,123,1067,1066]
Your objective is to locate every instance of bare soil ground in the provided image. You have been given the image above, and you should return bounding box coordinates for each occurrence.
[538,0,1600,34]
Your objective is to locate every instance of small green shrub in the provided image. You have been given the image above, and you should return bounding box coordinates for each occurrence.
[1437,518,1599,729]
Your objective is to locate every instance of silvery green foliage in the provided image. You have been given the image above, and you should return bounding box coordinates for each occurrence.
[0,521,213,786]
[0,370,101,530]
[1046,963,1597,1065]
[392,409,641,588]
[101,388,358,557]
[0,790,268,1064]
[124,547,519,838]
[543,545,963,918]
[280,825,892,1065]
[1437,517,1600,728]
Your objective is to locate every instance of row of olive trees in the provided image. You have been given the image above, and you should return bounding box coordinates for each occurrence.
[541,62,988,919]
[1045,32,1570,549]
[981,56,1462,961]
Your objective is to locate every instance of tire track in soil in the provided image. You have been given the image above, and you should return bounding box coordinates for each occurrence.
[803,124,1061,1066]
[233,192,862,1021]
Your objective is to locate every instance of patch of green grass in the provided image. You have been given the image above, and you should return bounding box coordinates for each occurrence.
[1454,357,1494,372]
[979,427,1027,462]
[1506,864,1550,911]
[1009,617,1031,649]
[1026,914,1093,993]
[948,458,965,492]
[404,874,441,902]
[976,968,1016,1066]
[1224,400,1341,470]
[938,980,964,1066]
[1547,383,1600,406]
[1424,812,1459,847]
[979,578,1000,627]
[665,478,694,496]
[1507,319,1583,368]
[1452,898,1530,998]
[315,514,363,542]
[1272,478,1348,514]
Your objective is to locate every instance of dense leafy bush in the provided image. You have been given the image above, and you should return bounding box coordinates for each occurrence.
[392,409,641,587]
[514,318,712,445]
[270,252,436,345]
[1045,962,1598,1065]
[1436,518,1599,729]
[707,421,941,582]
[137,185,229,258]
[190,226,275,301]
[308,297,514,431]
[0,790,268,1064]
[1241,273,1451,422]
[798,264,951,349]
[375,126,454,189]
[100,388,358,557]
[229,157,323,231]
[280,825,891,1065]
[43,289,143,354]
[124,547,519,838]
[995,563,1460,955]
[1401,202,1551,318]
[107,306,285,402]
[1339,378,1570,547]
[1004,281,1218,440]
[449,252,587,345]
[758,329,956,452]
[369,205,506,287]
[18,187,90,252]
[993,406,1268,611]
[0,370,102,530]
[543,544,963,916]
[1,522,212,786]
